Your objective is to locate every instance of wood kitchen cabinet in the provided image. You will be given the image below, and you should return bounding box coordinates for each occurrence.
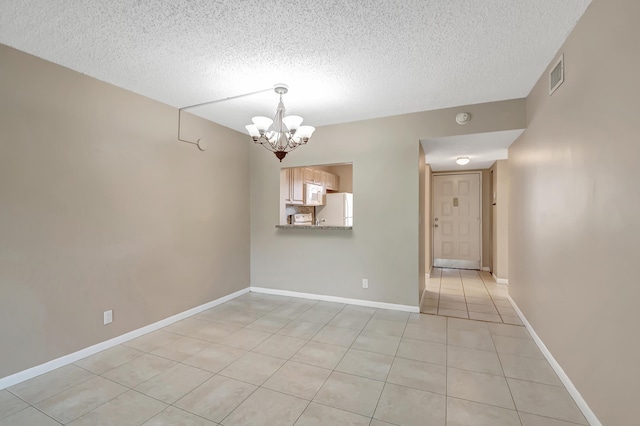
[303,167,323,185]
[289,167,304,204]
[322,171,340,191]
[303,168,339,190]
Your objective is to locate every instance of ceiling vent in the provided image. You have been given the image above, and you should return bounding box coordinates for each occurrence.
[549,54,564,95]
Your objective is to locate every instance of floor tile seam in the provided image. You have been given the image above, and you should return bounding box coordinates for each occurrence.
[348,342,400,358]
[490,334,546,359]
[132,374,192,411]
[1,389,32,414]
[489,332,533,341]
[179,371,262,413]
[393,354,446,368]
[244,324,289,334]
[444,319,449,426]
[7,404,64,425]
[0,404,26,423]
[458,270,472,318]
[512,404,589,425]
[157,405,217,425]
[255,362,321,402]
[516,410,585,426]
[444,361,505,378]
[372,412,403,426]
[269,359,335,404]
[131,363,213,401]
[307,400,374,423]
[445,395,521,415]
[5,371,98,407]
[400,333,446,346]
[278,323,324,341]
[384,374,447,397]
[445,342,499,355]
[149,341,228,363]
[289,398,313,426]
[446,364,513,382]
[444,390,518,413]
[70,361,106,378]
[331,358,390,385]
[500,372,566,389]
[497,358,530,421]
[368,374,387,424]
[48,377,134,425]
[152,329,188,340]
[215,376,265,426]
[493,350,547,361]
[504,375,574,393]
[100,357,180,388]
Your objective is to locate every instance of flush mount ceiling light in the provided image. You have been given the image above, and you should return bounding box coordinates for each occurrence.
[456,156,470,165]
[245,84,315,162]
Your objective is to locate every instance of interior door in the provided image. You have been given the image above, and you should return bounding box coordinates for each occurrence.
[433,173,481,269]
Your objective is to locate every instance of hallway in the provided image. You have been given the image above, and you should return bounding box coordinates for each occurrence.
[421,268,522,325]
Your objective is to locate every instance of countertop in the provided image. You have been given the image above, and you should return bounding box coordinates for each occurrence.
[275,224,353,230]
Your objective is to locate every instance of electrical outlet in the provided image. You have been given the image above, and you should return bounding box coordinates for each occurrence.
[103,310,113,325]
[362,278,368,289]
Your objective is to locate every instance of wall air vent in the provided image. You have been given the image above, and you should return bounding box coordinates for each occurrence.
[549,54,564,95]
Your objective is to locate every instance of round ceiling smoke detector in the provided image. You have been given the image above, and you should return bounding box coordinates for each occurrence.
[456,112,471,125]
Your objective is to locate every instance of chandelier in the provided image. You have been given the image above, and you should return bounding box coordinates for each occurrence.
[245,84,315,162]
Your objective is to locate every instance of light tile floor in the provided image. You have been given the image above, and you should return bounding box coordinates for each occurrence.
[1,292,587,425]
[421,268,523,325]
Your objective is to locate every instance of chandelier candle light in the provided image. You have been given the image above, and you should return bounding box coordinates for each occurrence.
[245,84,315,162]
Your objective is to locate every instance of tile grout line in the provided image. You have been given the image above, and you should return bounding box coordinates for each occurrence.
[488,330,523,425]
[444,315,449,426]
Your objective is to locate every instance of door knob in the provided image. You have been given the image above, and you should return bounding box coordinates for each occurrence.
[434,224,439,227]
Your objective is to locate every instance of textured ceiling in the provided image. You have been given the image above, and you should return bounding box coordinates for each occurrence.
[0,0,591,136]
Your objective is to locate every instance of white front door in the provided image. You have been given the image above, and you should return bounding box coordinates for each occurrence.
[432,173,481,269]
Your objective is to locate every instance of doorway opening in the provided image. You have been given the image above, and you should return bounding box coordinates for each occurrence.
[432,172,482,270]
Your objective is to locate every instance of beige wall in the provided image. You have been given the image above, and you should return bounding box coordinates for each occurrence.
[481,169,491,270]
[0,45,250,378]
[424,165,432,277]
[418,145,426,298]
[490,160,509,279]
[509,0,639,423]
[250,99,525,307]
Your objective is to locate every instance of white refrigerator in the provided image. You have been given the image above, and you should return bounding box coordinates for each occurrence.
[317,193,353,226]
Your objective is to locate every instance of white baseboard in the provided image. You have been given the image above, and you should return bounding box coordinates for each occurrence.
[0,287,250,390]
[492,273,509,285]
[508,296,601,426]
[250,287,420,313]
[482,266,491,272]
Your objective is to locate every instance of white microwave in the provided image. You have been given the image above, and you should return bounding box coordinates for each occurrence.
[304,183,325,206]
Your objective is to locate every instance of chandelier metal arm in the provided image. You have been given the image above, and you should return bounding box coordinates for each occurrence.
[177,86,274,151]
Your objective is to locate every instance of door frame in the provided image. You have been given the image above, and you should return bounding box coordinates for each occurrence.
[431,171,483,270]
